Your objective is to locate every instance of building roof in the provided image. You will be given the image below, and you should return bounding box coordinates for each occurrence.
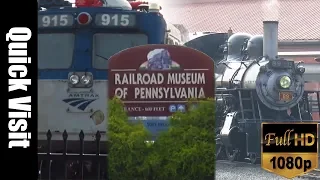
[161,0,320,40]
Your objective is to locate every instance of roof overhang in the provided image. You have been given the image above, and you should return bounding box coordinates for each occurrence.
[279,40,320,46]
[278,51,320,56]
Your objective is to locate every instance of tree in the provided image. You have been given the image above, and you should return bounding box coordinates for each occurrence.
[147,99,216,180]
[108,98,216,180]
[108,98,152,180]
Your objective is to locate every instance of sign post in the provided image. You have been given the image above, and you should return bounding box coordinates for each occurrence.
[108,45,215,117]
[261,123,318,179]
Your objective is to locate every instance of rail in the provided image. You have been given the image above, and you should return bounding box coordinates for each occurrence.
[38,130,107,180]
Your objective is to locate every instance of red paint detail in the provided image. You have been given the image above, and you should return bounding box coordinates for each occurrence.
[130,1,148,9]
[92,0,103,7]
[78,13,90,24]
[76,0,103,7]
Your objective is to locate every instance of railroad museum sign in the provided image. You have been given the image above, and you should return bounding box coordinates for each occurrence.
[108,44,215,116]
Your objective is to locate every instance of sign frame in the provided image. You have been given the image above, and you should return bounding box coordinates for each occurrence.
[108,44,215,116]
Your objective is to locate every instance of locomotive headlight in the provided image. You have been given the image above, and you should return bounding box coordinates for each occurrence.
[279,76,291,89]
[80,75,91,85]
[69,75,80,84]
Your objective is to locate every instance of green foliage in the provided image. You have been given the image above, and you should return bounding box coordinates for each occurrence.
[108,98,215,180]
[148,99,216,180]
[108,98,151,180]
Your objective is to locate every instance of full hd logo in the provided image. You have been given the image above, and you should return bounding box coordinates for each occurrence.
[6,28,32,148]
[63,92,99,111]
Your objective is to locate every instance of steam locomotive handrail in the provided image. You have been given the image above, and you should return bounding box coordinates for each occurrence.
[305,90,320,93]
[216,89,320,92]
[216,88,254,92]
[229,60,250,87]
[216,88,320,91]
[238,119,320,123]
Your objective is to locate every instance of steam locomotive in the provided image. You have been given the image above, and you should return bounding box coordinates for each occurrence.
[187,21,320,163]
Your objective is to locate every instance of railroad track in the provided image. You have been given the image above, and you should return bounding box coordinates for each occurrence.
[217,159,320,179]
[299,156,320,179]
[298,169,320,179]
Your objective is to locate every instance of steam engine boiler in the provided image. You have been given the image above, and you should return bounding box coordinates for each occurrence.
[214,21,318,163]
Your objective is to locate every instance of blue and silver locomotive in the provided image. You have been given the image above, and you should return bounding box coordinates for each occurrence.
[38,0,186,150]
[37,0,186,178]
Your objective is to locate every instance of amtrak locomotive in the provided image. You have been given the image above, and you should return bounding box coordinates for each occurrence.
[38,0,186,152]
[38,0,187,178]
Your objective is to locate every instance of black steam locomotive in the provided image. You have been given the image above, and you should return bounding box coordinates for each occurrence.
[185,21,320,164]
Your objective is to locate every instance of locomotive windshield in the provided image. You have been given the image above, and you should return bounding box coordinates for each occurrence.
[93,33,148,69]
[38,33,75,69]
